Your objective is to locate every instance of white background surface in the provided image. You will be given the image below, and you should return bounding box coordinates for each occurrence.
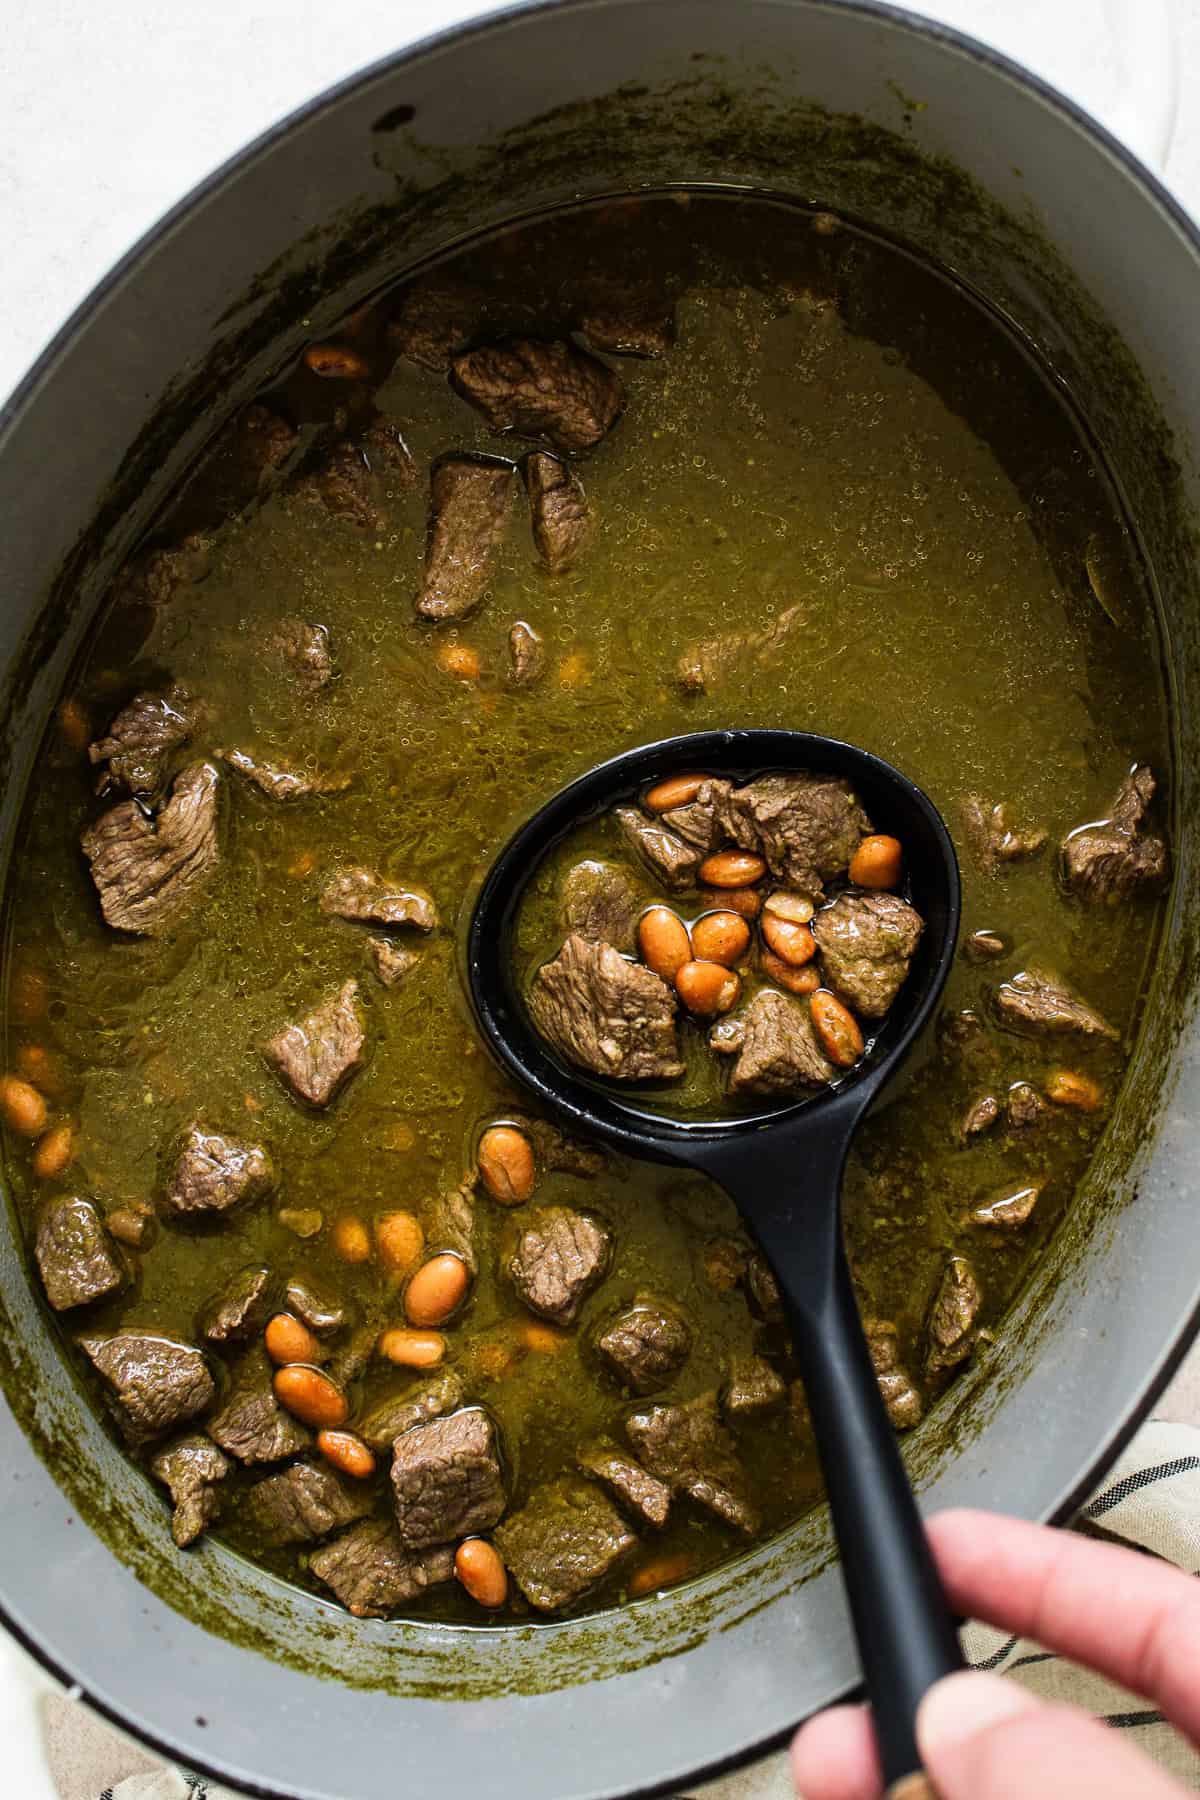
[2,1,1200,1794]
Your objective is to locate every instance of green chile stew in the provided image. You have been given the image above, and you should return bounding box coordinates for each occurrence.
[0,193,1170,1622]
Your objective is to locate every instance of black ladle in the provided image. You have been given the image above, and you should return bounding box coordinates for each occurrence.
[466,729,963,1798]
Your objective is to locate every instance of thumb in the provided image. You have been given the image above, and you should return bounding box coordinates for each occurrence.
[914,1670,1190,1800]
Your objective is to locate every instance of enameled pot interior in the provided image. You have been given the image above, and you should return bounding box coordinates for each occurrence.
[0,5,1198,1798]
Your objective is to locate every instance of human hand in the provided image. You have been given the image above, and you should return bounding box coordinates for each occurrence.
[791,1507,1200,1799]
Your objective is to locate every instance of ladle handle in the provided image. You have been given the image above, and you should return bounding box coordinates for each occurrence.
[783,1235,964,1787]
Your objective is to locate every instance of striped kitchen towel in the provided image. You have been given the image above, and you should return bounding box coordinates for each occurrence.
[92,1420,1200,1800]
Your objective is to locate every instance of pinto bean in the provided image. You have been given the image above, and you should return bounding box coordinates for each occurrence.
[690,911,750,966]
[455,1538,508,1608]
[761,950,820,995]
[0,1076,48,1138]
[675,960,740,1017]
[332,1215,372,1264]
[56,697,91,752]
[405,1253,470,1327]
[376,1210,425,1274]
[1045,1069,1103,1111]
[761,915,816,966]
[629,1552,697,1596]
[810,990,864,1067]
[273,1364,348,1429]
[698,885,761,919]
[378,1327,446,1368]
[32,1122,75,1180]
[436,641,482,681]
[317,1429,376,1480]
[698,850,767,888]
[518,1320,568,1354]
[265,1314,323,1367]
[644,774,706,812]
[848,835,903,889]
[9,965,48,1025]
[638,907,692,982]
[477,1126,536,1204]
[303,343,370,379]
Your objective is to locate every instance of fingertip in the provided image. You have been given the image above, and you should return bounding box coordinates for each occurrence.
[917,1670,1040,1762]
[790,1702,880,1800]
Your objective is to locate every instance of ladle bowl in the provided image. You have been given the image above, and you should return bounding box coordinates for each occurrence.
[467,729,964,1795]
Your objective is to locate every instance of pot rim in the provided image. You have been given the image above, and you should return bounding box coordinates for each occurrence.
[4,3,1198,1796]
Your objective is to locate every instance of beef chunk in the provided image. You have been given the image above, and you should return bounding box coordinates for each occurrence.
[509,1206,611,1325]
[530,933,684,1082]
[390,1408,506,1549]
[134,534,214,607]
[578,288,676,358]
[938,1008,994,1066]
[293,427,414,530]
[508,619,545,684]
[35,1195,125,1312]
[311,1519,456,1618]
[524,452,592,573]
[994,967,1117,1040]
[368,936,421,988]
[421,1179,477,1273]
[88,682,199,802]
[208,1353,313,1464]
[415,456,515,623]
[711,989,835,1095]
[1006,1081,1043,1128]
[285,1275,345,1336]
[745,1252,783,1320]
[595,1297,691,1393]
[196,1265,272,1344]
[387,275,487,371]
[926,1257,982,1373]
[720,773,870,897]
[81,759,220,935]
[79,1331,214,1445]
[267,617,335,690]
[217,747,349,802]
[863,1321,923,1430]
[1062,766,1168,904]
[576,1441,672,1529]
[961,1094,1000,1138]
[660,778,734,853]
[964,929,1007,962]
[614,806,702,891]
[360,1371,466,1452]
[625,1393,759,1533]
[560,859,642,951]
[721,1352,785,1419]
[244,1461,373,1546]
[451,339,624,453]
[970,1179,1043,1229]
[150,1434,230,1548]
[495,1478,636,1611]
[319,867,438,931]
[810,891,924,1019]
[164,1123,275,1216]
[262,978,367,1108]
[515,1114,606,1178]
[676,605,803,695]
[237,405,299,488]
[960,795,1048,869]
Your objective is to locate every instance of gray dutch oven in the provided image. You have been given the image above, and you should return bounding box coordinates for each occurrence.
[0,3,1198,1796]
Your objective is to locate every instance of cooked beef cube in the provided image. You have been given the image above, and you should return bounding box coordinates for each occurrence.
[88,682,199,801]
[244,1460,373,1546]
[576,1441,672,1528]
[150,1434,230,1548]
[238,405,299,487]
[578,289,676,359]
[360,1371,466,1452]
[711,990,835,1096]
[515,1113,606,1178]
[862,1321,923,1429]
[960,795,1048,869]
[660,778,734,852]
[421,1179,477,1273]
[311,1519,456,1618]
[79,1331,214,1445]
[994,967,1117,1040]
[262,978,367,1108]
[267,617,335,690]
[1062,766,1168,904]
[676,606,803,695]
[451,339,624,453]
[625,1393,759,1533]
[35,1195,125,1312]
[721,1352,785,1419]
[745,1252,783,1320]
[810,890,924,1019]
[926,1257,982,1372]
[961,1094,1000,1138]
[1006,1081,1043,1128]
[293,439,384,530]
[495,1477,636,1611]
[595,1297,691,1393]
[390,1408,506,1549]
[368,935,421,988]
[964,928,1007,962]
[970,1179,1043,1229]
[415,456,515,623]
[524,452,592,573]
[285,1276,345,1336]
[721,773,871,897]
[703,1236,748,1293]
[508,619,545,684]
[164,1123,275,1217]
[137,534,214,607]
[208,1353,313,1463]
[509,1206,611,1325]
[387,276,487,371]
[217,747,349,802]
[319,867,438,931]
[560,859,642,951]
[530,933,684,1082]
[614,806,702,891]
[938,1008,994,1065]
[196,1266,271,1344]
[81,759,220,935]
